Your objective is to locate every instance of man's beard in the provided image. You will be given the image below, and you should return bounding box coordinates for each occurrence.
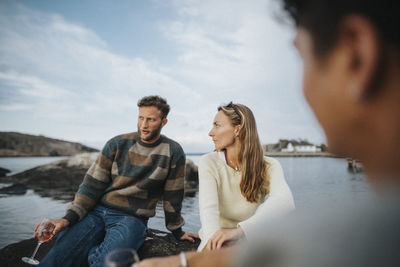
[137,123,163,142]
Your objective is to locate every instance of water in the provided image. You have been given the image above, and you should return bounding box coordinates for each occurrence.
[279,157,371,207]
[0,155,371,249]
[0,156,69,176]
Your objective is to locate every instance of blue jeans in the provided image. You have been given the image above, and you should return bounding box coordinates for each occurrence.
[39,204,148,267]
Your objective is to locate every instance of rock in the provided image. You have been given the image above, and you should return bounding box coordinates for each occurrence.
[185,158,199,197]
[185,159,199,184]
[138,229,200,258]
[0,152,199,201]
[0,229,200,267]
[0,132,99,157]
[0,183,27,195]
[0,167,10,177]
[0,236,55,267]
[0,162,89,202]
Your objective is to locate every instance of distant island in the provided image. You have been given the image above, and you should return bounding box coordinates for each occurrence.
[0,132,335,158]
[0,132,99,157]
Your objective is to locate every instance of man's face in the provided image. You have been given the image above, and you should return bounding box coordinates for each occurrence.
[137,106,166,144]
[294,27,355,155]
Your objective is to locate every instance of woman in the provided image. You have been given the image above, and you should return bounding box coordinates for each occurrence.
[198,102,295,251]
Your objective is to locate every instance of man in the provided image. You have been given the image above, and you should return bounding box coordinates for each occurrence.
[37,95,199,267]
[138,0,400,266]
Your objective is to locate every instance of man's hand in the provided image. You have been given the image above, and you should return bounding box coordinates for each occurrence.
[34,218,70,239]
[138,255,180,267]
[138,249,235,267]
[179,232,200,243]
[206,227,244,250]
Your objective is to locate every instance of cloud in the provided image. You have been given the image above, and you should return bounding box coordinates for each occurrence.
[159,0,322,145]
[0,103,32,111]
[0,1,324,152]
[0,3,197,141]
[0,71,73,99]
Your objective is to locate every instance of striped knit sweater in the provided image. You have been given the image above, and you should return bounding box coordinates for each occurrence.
[64,132,186,238]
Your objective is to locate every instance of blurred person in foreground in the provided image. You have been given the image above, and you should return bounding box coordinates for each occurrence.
[36,95,198,267]
[138,0,400,266]
[197,102,294,251]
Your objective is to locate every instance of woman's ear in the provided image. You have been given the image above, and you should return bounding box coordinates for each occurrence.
[342,15,381,101]
[234,125,241,137]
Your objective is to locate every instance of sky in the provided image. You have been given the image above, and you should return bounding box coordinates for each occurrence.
[0,0,325,153]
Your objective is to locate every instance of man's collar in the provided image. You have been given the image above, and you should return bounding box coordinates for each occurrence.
[136,134,163,147]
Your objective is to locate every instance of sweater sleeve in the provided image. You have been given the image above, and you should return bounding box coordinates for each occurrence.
[163,147,186,239]
[238,157,295,239]
[64,138,115,224]
[198,155,221,249]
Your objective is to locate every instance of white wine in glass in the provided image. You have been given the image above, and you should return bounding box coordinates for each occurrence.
[21,218,54,265]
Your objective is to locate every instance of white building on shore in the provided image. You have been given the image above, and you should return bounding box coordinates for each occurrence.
[281,143,322,152]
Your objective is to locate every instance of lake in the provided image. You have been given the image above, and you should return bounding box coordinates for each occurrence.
[0,155,371,249]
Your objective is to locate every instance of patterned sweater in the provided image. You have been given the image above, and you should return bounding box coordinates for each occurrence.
[64,132,186,238]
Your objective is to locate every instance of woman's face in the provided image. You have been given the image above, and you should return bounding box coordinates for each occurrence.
[294,27,355,155]
[209,110,237,151]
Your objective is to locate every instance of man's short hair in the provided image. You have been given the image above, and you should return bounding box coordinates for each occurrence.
[137,95,170,118]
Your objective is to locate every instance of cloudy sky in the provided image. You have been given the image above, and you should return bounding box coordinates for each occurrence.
[0,0,325,153]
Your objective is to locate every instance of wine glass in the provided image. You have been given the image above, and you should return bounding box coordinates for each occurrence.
[104,248,139,267]
[21,218,54,265]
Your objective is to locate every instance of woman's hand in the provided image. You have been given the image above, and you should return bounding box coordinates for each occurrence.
[180,232,200,242]
[206,227,244,250]
[138,255,180,267]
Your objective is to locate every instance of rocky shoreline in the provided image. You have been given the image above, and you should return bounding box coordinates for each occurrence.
[0,228,200,267]
[0,132,99,157]
[0,152,199,201]
[0,167,10,177]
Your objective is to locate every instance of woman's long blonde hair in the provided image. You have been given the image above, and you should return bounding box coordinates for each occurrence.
[218,103,270,203]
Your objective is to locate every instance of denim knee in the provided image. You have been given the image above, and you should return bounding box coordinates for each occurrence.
[87,214,147,267]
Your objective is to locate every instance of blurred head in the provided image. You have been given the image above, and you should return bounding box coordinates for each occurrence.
[209,102,269,202]
[282,0,400,177]
[282,0,399,56]
[137,96,169,144]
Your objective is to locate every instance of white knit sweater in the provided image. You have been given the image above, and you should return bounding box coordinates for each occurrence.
[197,152,295,251]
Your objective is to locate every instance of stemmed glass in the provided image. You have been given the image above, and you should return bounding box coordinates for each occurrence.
[21,218,54,265]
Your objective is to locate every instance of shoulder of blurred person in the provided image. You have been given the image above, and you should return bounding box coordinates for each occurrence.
[236,191,400,267]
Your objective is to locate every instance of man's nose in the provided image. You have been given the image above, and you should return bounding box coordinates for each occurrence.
[208,129,214,137]
[141,119,148,128]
